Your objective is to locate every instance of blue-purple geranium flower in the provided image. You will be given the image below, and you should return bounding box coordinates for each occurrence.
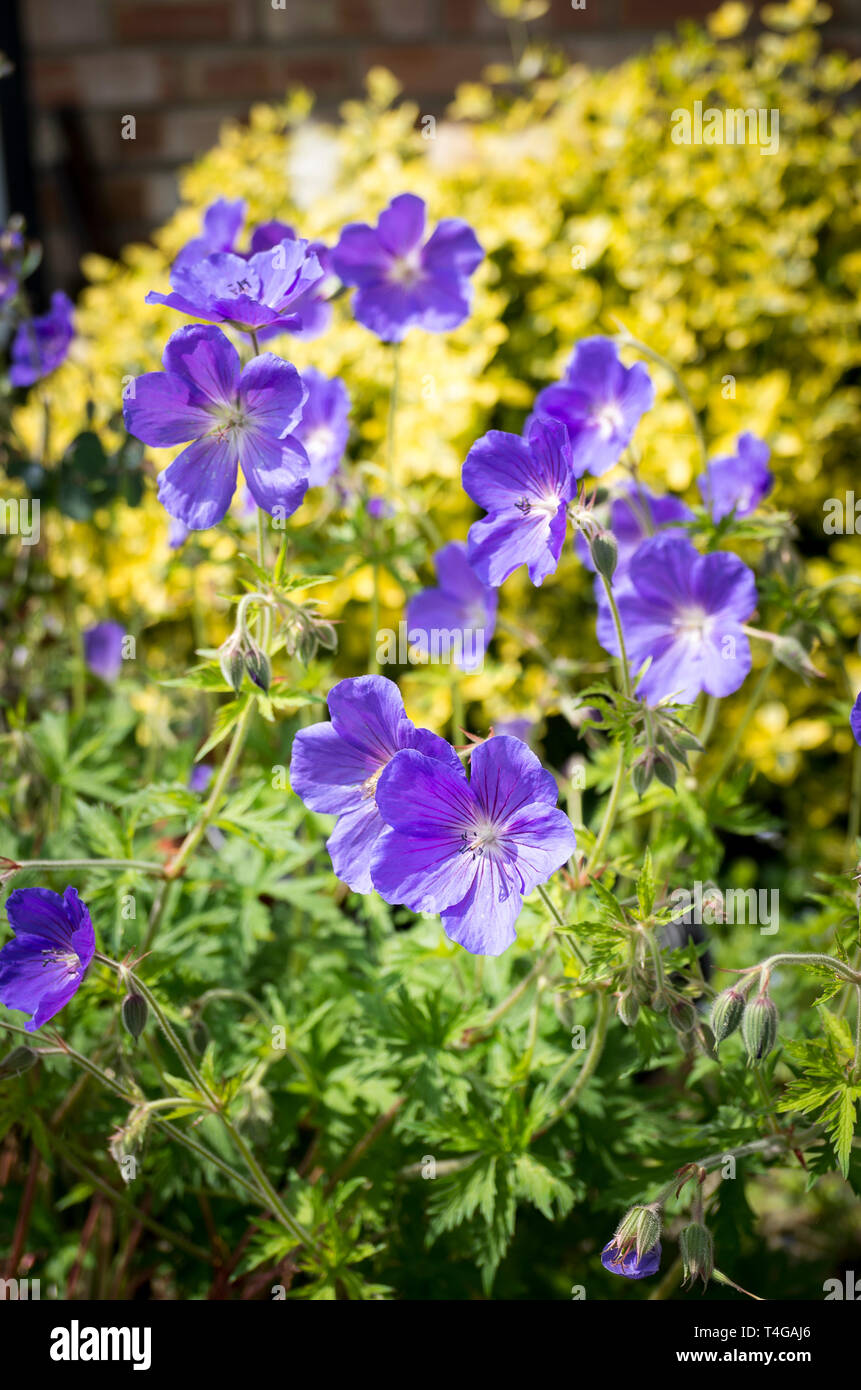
[294,367,351,487]
[290,675,458,894]
[532,336,654,478]
[851,693,861,747]
[83,621,126,682]
[331,193,483,343]
[463,418,575,587]
[406,541,498,673]
[146,233,325,335]
[596,533,757,704]
[370,736,577,957]
[698,431,773,522]
[601,1240,662,1280]
[188,763,213,794]
[173,200,333,340]
[123,324,309,529]
[9,290,75,387]
[0,886,95,1031]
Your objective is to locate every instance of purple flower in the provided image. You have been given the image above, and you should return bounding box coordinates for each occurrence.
[294,367,351,487]
[146,237,325,335]
[249,224,334,341]
[83,621,126,681]
[698,432,773,522]
[9,291,75,387]
[601,1240,662,1280]
[173,197,246,272]
[366,497,395,520]
[168,516,190,549]
[851,693,861,747]
[371,736,577,957]
[596,533,757,704]
[0,886,95,1031]
[495,717,533,743]
[171,202,333,339]
[463,418,575,587]
[188,763,213,793]
[576,482,694,590]
[290,675,459,894]
[331,193,483,343]
[532,336,654,478]
[406,541,497,672]
[123,324,309,530]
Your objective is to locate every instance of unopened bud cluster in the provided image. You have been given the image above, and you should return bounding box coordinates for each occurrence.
[710,982,779,1062]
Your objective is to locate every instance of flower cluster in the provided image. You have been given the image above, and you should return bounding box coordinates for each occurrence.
[123,192,482,533]
[458,334,766,708]
[290,676,576,956]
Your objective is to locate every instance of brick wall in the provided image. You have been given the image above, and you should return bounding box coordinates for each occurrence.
[14,0,861,290]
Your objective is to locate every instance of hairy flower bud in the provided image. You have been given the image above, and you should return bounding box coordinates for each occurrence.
[616,988,640,1027]
[243,642,271,694]
[613,1202,663,1259]
[121,992,148,1041]
[0,1044,39,1079]
[669,996,698,1035]
[219,634,245,694]
[589,528,618,583]
[679,1221,715,1289]
[741,992,779,1063]
[710,987,745,1049]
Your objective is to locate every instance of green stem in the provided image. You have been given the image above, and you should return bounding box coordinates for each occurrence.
[160,697,256,889]
[705,652,776,796]
[386,342,400,494]
[9,858,164,877]
[597,571,632,698]
[104,961,319,1254]
[614,327,707,468]
[535,881,587,968]
[1,1020,266,1204]
[532,992,611,1137]
[586,747,626,874]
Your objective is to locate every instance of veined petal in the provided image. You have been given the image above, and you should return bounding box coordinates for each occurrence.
[238,431,309,519]
[157,435,238,530]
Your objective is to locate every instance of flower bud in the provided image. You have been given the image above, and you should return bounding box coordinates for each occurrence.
[121,992,148,1041]
[669,997,698,1035]
[589,528,618,583]
[710,987,745,1049]
[612,1202,662,1260]
[679,1221,714,1289]
[219,635,245,694]
[0,1045,39,1079]
[616,989,639,1027]
[741,992,779,1063]
[243,643,271,694]
[631,752,654,797]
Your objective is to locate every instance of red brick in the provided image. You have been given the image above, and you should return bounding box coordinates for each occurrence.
[261,0,340,39]
[114,2,236,43]
[336,0,439,38]
[23,0,109,47]
[272,52,356,93]
[31,51,182,109]
[357,43,508,94]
